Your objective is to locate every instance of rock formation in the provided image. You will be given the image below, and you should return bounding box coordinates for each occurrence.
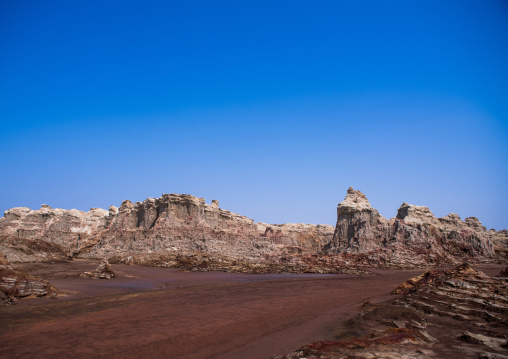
[490,229,508,261]
[108,251,370,275]
[325,187,496,266]
[327,187,389,253]
[0,251,58,304]
[82,258,115,279]
[0,188,503,270]
[0,194,334,265]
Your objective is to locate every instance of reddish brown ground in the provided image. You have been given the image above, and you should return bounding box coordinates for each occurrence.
[0,261,504,359]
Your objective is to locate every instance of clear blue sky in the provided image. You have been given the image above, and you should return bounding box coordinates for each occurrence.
[1,1,507,230]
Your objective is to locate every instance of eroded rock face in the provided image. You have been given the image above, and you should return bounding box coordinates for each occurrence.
[0,204,108,261]
[324,188,496,266]
[490,229,508,261]
[0,251,58,304]
[1,205,109,243]
[256,222,335,253]
[327,187,390,253]
[0,189,502,269]
[0,194,334,264]
[91,194,334,260]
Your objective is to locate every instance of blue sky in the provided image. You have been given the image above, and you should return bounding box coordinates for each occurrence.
[1,0,507,229]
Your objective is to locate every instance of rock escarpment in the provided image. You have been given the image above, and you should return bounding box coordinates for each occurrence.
[325,187,496,266]
[0,204,107,262]
[0,188,502,269]
[0,194,334,264]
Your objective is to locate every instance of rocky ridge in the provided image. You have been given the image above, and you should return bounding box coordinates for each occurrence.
[324,187,498,267]
[0,188,505,271]
[0,195,334,267]
[274,263,508,359]
[108,251,370,275]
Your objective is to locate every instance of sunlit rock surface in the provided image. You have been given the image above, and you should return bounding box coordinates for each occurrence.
[82,258,115,279]
[0,194,334,265]
[324,187,496,267]
[0,189,503,270]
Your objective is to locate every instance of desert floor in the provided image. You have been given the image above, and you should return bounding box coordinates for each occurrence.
[0,260,504,359]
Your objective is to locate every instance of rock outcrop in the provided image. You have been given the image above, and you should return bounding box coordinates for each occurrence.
[324,188,496,266]
[0,194,334,265]
[82,258,115,279]
[326,187,389,253]
[490,229,508,261]
[274,263,508,359]
[1,205,108,248]
[0,251,58,304]
[109,251,370,275]
[0,204,107,262]
[0,188,502,270]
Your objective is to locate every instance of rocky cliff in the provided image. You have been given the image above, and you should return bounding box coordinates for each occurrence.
[0,189,503,269]
[325,187,496,266]
[0,194,334,264]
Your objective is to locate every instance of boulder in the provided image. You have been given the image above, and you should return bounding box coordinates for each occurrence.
[82,258,115,279]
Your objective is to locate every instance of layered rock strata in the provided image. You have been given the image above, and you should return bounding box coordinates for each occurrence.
[109,251,370,275]
[0,195,334,265]
[325,187,496,266]
[0,188,503,270]
[490,229,508,261]
[1,251,58,304]
[274,263,508,359]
